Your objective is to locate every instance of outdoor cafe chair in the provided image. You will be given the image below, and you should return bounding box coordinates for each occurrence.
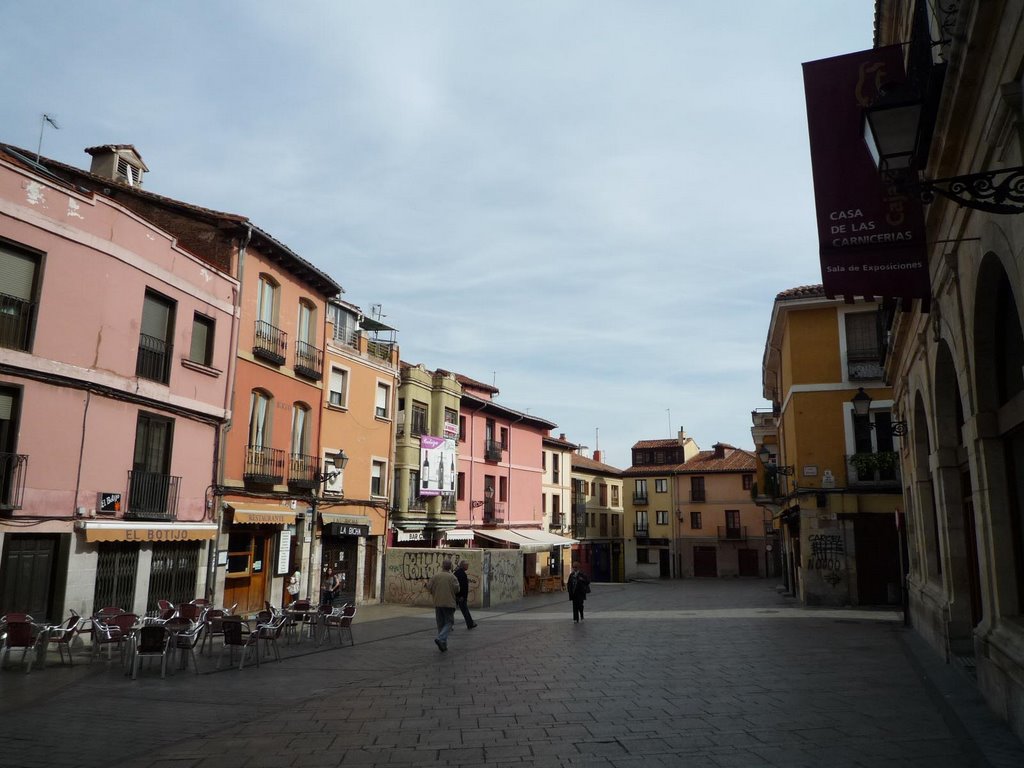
[190,598,210,607]
[46,612,83,666]
[175,603,199,622]
[90,612,135,663]
[156,600,176,621]
[217,618,259,671]
[257,614,287,663]
[0,618,38,672]
[130,624,171,679]
[170,621,204,674]
[321,605,356,647]
[200,609,226,656]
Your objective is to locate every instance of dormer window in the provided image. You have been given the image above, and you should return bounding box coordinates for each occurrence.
[116,156,144,187]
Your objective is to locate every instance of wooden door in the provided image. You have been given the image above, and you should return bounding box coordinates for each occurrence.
[224,531,269,614]
[0,534,56,619]
[738,548,760,577]
[693,546,717,577]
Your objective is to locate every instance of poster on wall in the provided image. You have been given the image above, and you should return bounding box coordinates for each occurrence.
[802,46,930,305]
[419,435,457,496]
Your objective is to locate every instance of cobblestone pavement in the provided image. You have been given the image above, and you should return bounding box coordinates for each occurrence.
[3,580,1023,767]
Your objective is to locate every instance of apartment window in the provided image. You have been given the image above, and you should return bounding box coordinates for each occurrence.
[845,310,883,380]
[552,494,560,524]
[130,412,176,518]
[257,275,278,325]
[691,511,702,529]
[328,367,348,407]
[725,510,740,533]
[499,476,508,502]
[137,290,175,383]
[742,474,753,491]
[411,401,428,436]
[500,427,508,449]
[444,408,458,436]
[635,510,648,533]
[371,460,386,497]
[637,548,652,564]
[599,484,607,506]
[611,486,619,506]
[552,454,560,483]
[542,451,547,471]
[458,415,467,442]
[330,303,358,346]
[634,479,648,502]
[248,390,272,448]
[656,510,668,525]
[0,242,39,352]
[296,300,315,344]
[457,472,466,501]
[655,478,667,493]
[188,313,215,367]
[691,476,706,502]
[375,382,391,419]
[654,451,664,464]
[290,404,310,455]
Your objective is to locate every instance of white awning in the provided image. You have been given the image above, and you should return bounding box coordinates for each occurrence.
[472,528,550,553]
[443,529,474,541]
[513,529,578,547]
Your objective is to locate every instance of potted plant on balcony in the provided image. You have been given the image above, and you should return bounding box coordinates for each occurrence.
[849,452,880,479]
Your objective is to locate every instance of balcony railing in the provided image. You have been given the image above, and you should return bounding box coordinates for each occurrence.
[333,327,359,348]
[0,452,28,510]
[287,453,318,489]
[367,339,394,362]
[633,493,648,505]
[125,470,180,520]
[485,440,503,462]
[136,333,172,383]
[253,320,287,365]
[549,513,563,530]
[847,351,884,381]
[293,340,323,381]
[691,491,706,503]
[244,445,285,484]
[847,453,902,486]
[409,496,428,511]
[718,525,747,541]
[481,501,505,524]
[634,525,649,538]
[0,294,34,351]
[441,495,457,512]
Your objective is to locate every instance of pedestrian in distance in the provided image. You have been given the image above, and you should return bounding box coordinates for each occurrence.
[286,569,301,606]
[567,561,590,623]
[321,566,340,607]
[425,558,460,652]
[454,559,478,629]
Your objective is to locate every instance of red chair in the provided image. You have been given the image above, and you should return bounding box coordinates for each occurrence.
[130,625,171,679]
[91,612,136,662]
[217,619,259,671]
[176,603,199,621]
[1,620,37,672]
[156,600,176,621]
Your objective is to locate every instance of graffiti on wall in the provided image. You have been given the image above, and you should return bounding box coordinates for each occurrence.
[807,533,844,587]
[384,548,493,607]
[488,550,522,604]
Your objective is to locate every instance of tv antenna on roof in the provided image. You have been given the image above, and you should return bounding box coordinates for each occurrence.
[36,114,60,162]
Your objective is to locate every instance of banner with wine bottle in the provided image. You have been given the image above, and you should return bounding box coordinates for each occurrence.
[419,435,457,497]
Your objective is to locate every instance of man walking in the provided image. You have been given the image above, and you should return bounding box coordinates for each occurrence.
[454,559,478,629]
[425,558,460,652]
[567,561,590,623]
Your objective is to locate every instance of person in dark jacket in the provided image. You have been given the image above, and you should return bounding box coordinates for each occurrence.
[454,560,478,629]
[566,561,590,623]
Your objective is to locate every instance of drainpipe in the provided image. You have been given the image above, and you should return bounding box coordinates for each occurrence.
[207,223,249,604]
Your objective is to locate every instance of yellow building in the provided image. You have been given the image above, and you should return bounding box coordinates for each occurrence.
[316,300,400,604]
[542,432,578,580]
[675,444,763,578]
[570,449,624,582]
[761,285,903,606]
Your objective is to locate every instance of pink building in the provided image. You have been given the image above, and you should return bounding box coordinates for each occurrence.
[0,145,237,621]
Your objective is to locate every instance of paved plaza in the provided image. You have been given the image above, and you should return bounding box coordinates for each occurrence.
[3,580,1024,767]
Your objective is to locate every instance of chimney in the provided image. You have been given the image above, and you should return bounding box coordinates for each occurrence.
[593,449,602,463]
[84,145,148,188]
[559,433,566,441]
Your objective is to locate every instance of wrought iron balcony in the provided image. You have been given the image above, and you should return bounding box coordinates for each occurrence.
[125,470,180,520]
[718,525,747,541]
[847,452,902,487]
[293,340,323,381]
[441,494,457,512]
[409,496,428,511]
[244,445,285,484]
[691,491,706,503]
[632,493,648,505]
[287,453,319,489]
[481,501,504,525]
[0,452,28,510]
[485,439,503,462]
[136,333,172,383]
[0,294,34,352]
[634,525,649,538]
[253,320,287,365]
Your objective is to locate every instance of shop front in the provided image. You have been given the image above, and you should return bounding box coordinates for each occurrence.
[320,512,373,605]
[222,505,297,615]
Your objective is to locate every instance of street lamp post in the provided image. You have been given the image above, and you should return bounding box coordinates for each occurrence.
[305,449,349,601]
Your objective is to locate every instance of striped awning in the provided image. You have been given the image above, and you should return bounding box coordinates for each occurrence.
[76,520,217,543]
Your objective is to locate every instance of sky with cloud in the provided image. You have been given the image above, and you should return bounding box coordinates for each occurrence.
[1,1,876,469]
